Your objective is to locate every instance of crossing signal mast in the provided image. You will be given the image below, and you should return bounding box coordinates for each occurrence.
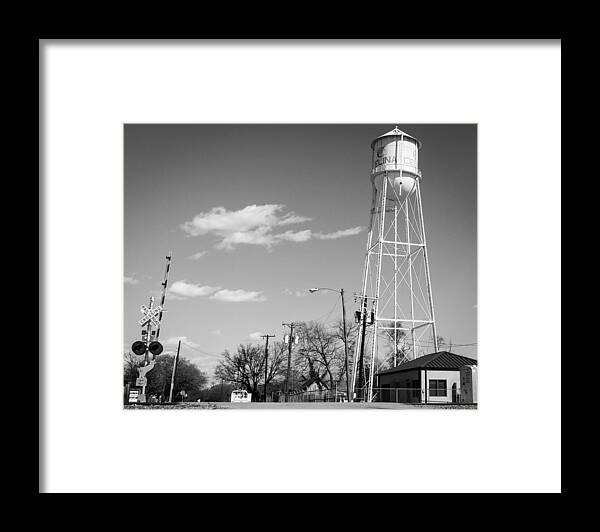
[130,252,173,402]
[351,127,438,402]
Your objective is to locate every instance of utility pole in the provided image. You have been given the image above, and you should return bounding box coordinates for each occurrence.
[356,296,368,402]
[308,287,351,402]
[261,334,275,403]
[282,322,298,402]
[339,288,351,403]
[168,340,181,403]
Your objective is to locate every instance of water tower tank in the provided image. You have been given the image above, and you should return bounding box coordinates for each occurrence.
[371,127,421,200]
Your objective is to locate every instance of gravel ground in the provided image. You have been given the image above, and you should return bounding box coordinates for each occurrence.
[124,402,477,410]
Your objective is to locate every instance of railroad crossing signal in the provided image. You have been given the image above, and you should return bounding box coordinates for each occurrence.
[131,340,163,357]
[148,341,163,356]
[139,304,163,327]
[131,340,147,356]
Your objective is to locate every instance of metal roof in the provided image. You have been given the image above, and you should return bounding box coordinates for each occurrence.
[370,126,422,150]
[376,351,477,376]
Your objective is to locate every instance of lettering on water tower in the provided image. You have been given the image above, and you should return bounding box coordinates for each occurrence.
[373,138,417,174]
[374,145,398,169]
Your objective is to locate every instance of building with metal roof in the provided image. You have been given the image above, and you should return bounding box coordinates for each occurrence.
[375,351,477,404]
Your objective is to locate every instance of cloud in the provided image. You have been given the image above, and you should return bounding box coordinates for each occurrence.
[274,226,364,244]
[216,226,275,250]
[167,280,266,303]
[189,251,209,260]
[283,288,308,297]
[180,204,362,250]
[277,229,313,243]
[124,275,139,285]
[277,214,312,226]
[181,204,309,236]
[168,280,221,298]
[210,289,267,303]
[248,332,264,341]
[314,226,364,240]
[211,329,222,335]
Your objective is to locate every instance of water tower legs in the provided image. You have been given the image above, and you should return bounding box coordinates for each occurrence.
[352,172,438,402]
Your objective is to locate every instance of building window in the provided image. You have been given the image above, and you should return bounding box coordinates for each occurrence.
[429,379,447,397]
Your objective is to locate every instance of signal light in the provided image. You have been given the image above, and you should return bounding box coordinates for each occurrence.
[131,341,147,356]
[354,311,361,323]
[148,341,163,356]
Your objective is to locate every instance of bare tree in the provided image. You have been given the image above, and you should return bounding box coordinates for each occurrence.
[293,341,327,390]
[377,320,410,369]
[124,351,142,382]
[214,342,286,398]
[297,321,345,389]
[332,318,359,384]
[264,340,288,386]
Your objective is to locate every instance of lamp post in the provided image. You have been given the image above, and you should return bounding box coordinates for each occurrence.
[308,287,351,403]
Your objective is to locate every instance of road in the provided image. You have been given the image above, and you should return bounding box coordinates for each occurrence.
[125,402,476,410]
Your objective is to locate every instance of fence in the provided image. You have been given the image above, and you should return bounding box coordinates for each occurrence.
[356,387,470,404]
[277,387,472,404]
[284,390,348,403]
[370,387,424,403]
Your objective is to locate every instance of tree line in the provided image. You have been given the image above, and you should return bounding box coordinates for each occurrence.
[213,319,361,400]
[212,319,446,400]
[124,352,208,402]
[124,318,446,402]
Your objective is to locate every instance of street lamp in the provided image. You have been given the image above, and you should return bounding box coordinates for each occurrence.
[308,287,351,403]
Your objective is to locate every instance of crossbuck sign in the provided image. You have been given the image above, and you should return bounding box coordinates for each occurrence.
[139,304,163,327]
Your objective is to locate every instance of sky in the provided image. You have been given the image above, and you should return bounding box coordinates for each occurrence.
[124,124,477,381]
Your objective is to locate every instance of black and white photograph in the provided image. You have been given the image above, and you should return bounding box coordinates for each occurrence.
[40,40,561,493]
[123,124,477,408]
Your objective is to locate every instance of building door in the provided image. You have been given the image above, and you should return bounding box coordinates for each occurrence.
[452,383,458,403]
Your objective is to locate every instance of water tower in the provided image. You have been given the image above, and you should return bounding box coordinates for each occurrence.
[351,127,438,402]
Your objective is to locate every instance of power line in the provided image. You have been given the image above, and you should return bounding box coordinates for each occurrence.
[178,341,219,358]
[375,333,477,348]
[312,298,343,324]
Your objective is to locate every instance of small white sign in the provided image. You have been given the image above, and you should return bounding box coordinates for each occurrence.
[129,390,139,403]
[230,389,252,403]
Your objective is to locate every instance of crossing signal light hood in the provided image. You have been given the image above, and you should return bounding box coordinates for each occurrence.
[148,341,163,356]
[131,340,147,356]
